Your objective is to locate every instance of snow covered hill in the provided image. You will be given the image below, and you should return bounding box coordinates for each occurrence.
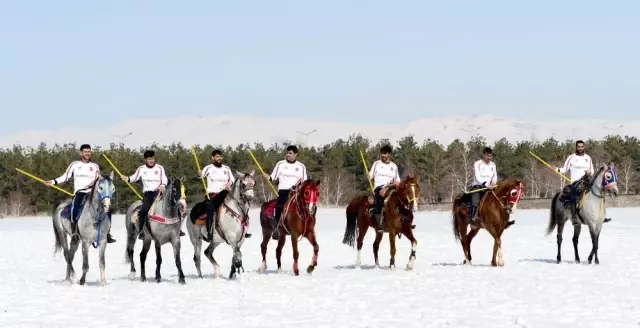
[0,114,632,149]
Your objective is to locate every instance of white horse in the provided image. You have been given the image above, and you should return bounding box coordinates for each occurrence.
[187,170,255,279]
[546,163,619,264]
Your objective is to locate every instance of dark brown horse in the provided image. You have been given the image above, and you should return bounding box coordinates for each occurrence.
[451,178,524,267]
[259,179,321,276]
[342,175,420,270]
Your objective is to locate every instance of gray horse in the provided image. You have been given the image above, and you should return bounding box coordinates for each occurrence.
[124,177,187,284]
[52,172,116,286]
[546,163,619,264]
[187,170,256,280]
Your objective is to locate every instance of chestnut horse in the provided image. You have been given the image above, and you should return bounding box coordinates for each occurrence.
[259,179,321,275]
[342,175,420,270]
[451,178,524,267]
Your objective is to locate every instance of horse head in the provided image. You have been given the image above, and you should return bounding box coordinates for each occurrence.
[494,178,525,213]
[166,176,187,217]
[295,179,321,214]
[233,169,256,201]
[396,175,421,212]
[592,163,619,197]
[96,171,116,213]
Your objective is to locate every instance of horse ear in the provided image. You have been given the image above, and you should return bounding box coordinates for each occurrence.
[235,170,243,177]
[109,171,114,180]
[249,169,255,176]
[315,179,321,186]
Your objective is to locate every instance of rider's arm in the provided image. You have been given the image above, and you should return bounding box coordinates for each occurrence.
[269,161,281,182]
[52,162,76,184]
[127,166,142,183]
[557,155,573,174]
[473,160,485,185]
[159,166,168,187]
[368,161,378,181]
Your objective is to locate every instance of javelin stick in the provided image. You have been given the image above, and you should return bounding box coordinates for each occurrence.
[528,151,571,183]
[247,149,278,195]
[15,168,74,197]
[190,145,209,200]
[359,149,374,194]
[101,154,143,199]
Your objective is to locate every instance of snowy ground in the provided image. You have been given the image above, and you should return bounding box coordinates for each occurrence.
[1,207,639,328]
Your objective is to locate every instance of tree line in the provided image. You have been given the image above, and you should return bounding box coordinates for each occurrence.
[1,133,639,217]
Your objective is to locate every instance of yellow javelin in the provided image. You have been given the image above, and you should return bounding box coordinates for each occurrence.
[190,145,209,200]
[359,149,375,194]
[15,168,74,197]
[101,154,143,199]
[247,149,278,195]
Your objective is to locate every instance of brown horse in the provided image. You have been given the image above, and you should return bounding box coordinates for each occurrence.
[451,178,524,267]
[342,175,420,270]
[259,179,321,276]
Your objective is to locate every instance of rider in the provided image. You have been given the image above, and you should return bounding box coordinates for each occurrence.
[468,147,498,228]
[263,145,307,240]
[368,145,400,232]
[197,149,244,242]
[45,144,116,243]
[555,140,611,224]
[122,150,182,240]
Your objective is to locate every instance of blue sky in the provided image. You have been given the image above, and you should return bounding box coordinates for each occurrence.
[1,0,638,134]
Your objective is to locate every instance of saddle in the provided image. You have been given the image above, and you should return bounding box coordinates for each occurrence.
[365,185,397,219]
[60,196,88,222]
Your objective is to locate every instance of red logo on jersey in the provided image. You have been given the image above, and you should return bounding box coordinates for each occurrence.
[89,167,93,172]
[295,168,299,171]
[154,170,158,175]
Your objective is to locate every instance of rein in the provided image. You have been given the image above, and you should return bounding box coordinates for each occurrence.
[216,177,252,246]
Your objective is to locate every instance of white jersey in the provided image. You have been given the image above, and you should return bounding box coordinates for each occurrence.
[128,164,168,192]
[558,153,594,183]
[368,160,400,188]
[201,163,235,194]
[472,160,497,186]
[270,160,307,190]
[53,160,100,194]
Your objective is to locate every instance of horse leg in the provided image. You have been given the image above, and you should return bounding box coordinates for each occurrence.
[489,227,505,267]
[139,239,151,282]
[275,231,287,273]
[67,234,80,282]
[173,236,186,284]
[126,228,138,279]
[388,228,398,269]
[260,228,271,273]
[402,224,418,270]
[306,230,319,274]
[154,241,162,283]
[229,247,244,280]
[98,239,107,286]
[464,228,480,265]
[204,242,221,278]
[78,241,90,285]
[290,232,301,276]
[587,224,601,265]
[556,220,565,263]
[372,231,383,268]
[192,234,203,278]
[355,215,368,267]
[571,223,581,263]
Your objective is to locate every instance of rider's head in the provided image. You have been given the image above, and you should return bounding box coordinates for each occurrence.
[482,147,493,163]
[79,144,92,161]
[143,150,155,167]
[575,140,585,155]
[380,145,392,162]
[211,149,223,166]
[286,145,298,162]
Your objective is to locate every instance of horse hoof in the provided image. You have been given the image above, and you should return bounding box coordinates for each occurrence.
[78,278,86,286]
[100,280,107,287]
[140,276,146,282]
[179,278,186,285]
[306,265,314,274]
[128,272,136,280]
[156,278,161,283]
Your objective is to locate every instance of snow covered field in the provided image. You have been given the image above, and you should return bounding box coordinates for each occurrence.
[1,207,639,328]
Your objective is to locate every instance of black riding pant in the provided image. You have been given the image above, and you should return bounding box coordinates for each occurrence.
[274,189,291,222]
[138,191,158,229]
[71,191,89,221]
[373,186,384,215]
[206,190,229,233]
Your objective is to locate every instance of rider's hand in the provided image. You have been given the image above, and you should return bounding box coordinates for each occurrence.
[262,172,270,180]
[225,181,231,190]
[44,180,54,185]
[157,185,166,193]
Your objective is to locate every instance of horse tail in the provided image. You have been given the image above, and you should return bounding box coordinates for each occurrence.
[545,192,561,236]
[342,196,363,247]
[51,200,64,255]
[452,194,463,243]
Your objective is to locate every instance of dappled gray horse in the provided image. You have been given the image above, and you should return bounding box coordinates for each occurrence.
[124,177,187,284]
[187,170,255,279]
[51,172,116,286]
[546,163,619,264]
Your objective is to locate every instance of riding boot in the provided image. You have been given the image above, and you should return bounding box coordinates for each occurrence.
[107,233,116,243]
[245,233,252,238]
[180,230,185,236]
[138,214,148,240]
[604,218,612,223]
[570,203,580,226]
[374,212,384,232]
[272,216,281,240]
[204,216,214,242]
[468,205,477,227]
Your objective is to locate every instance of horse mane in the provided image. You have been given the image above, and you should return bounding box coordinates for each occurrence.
[494,178,522,196]
[162,177,180,218]
[86,174,109,205]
